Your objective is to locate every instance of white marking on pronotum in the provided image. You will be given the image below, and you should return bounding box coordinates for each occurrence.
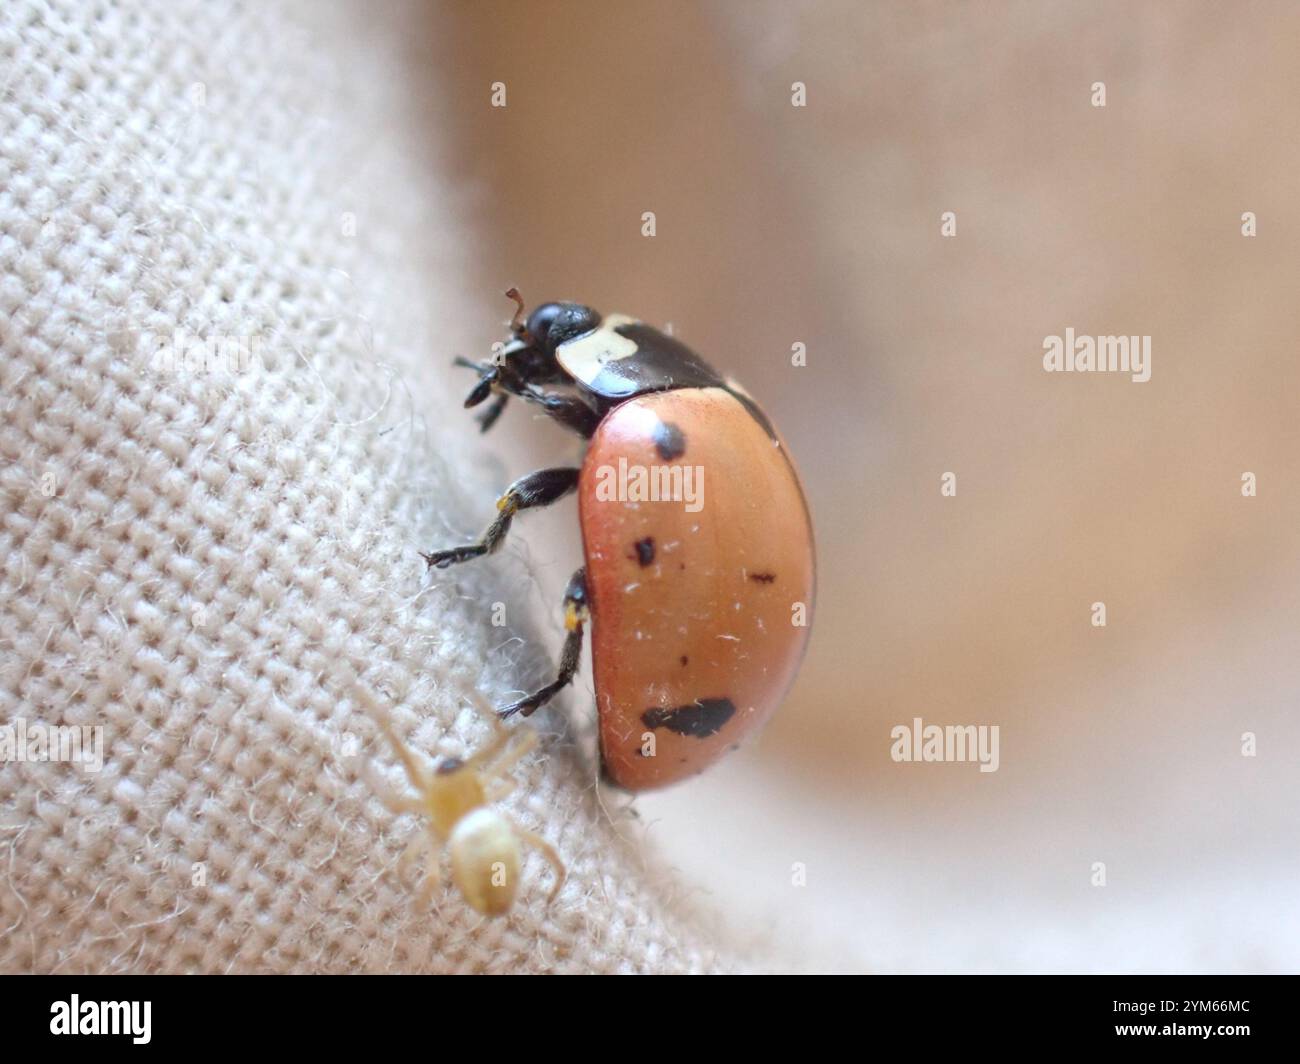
[555,314,640,386]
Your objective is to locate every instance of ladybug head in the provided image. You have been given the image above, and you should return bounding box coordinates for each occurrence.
[521,300,601,353]
[454,292,603,430]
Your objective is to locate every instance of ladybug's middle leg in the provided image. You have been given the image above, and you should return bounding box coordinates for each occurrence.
[498,567,587,720]
[421,467,579,569]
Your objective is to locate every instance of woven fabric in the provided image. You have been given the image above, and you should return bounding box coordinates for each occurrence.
[0,0,741,973]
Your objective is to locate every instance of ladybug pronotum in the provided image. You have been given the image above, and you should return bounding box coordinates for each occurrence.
[426,291,815,790]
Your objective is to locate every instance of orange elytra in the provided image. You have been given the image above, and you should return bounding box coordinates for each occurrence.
[424,292,814,790]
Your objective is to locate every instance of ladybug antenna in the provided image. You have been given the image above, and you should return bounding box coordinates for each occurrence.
[505,287,527,337]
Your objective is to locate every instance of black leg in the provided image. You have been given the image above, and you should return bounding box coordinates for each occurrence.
[452,357,600,439]
[520,388,600,438]
[499,568,588,719]
[421,468,579,569]
[473,380,600,439]
[474,394,508,434]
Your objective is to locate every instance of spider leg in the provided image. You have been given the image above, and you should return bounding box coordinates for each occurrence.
[399,829,433,877]
[362,755,426,815]
[474,726,536,779]
[509,817,566,904]
[375,714,433,797]
[463,715,518,770]
[414,859,439,910]
[482,777,518,803]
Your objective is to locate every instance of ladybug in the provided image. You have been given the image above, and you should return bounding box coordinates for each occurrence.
[425,290,814,790]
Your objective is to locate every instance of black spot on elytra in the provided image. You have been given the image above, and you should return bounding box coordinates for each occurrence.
[679,655,689,666]
[641,698,736,739]
[632,536,655,566]
[749,571,777,584]
[653,420,686,461]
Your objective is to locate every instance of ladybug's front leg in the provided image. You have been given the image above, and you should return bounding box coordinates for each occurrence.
[421,467,579,569]
[453,358,598,438]
[498,568,588,720]
[473,393,508,434]
[516,387,600,438]
[491,376,601,438]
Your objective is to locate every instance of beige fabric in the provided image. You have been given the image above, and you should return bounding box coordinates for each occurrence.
[0,0,741,974]
[8,0,1298,977]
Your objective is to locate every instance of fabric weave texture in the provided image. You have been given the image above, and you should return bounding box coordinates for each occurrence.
[0,0,740,974]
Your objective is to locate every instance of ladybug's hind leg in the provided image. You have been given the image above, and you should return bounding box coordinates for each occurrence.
[499,568,587,720]
[422,467,579,569]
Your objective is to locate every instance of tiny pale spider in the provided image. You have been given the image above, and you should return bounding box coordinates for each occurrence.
[369,699,565,916]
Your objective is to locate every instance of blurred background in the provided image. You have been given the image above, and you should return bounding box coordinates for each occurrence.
[384,1,1299,970]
